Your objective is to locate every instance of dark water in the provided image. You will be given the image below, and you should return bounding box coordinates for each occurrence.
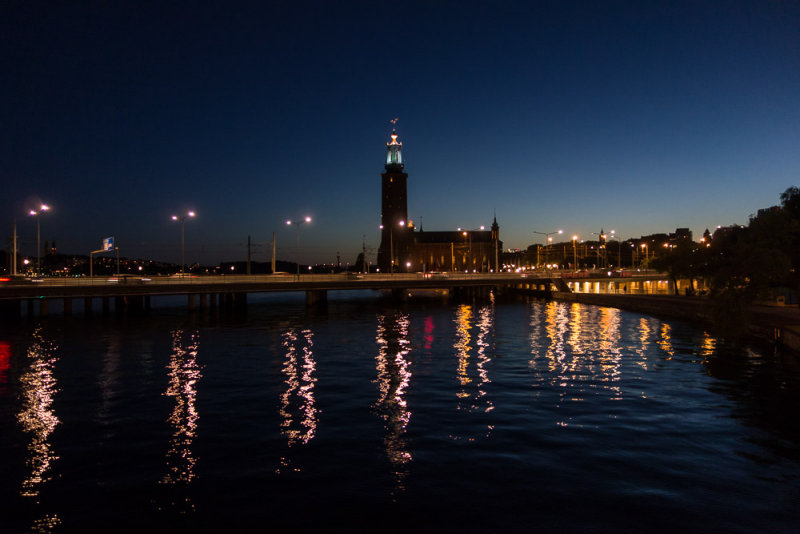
[1,292,799,533]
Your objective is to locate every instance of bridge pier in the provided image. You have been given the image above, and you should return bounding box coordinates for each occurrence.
[40,298,49,316]
[306,290,327,307]
[234,292,247,312]
[188,294,196,312]
[0,299,21,322]
[84,297,93,315]
[64,297,72,316]
[102,297,110,314]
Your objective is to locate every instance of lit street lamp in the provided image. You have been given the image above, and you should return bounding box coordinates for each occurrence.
[29,203,50,276]
[286,216,312,276]
[571,235,579,268]
[171,210,196,275]
[533,229,562,267]
[458,225,486,271]
[381,219,405,273]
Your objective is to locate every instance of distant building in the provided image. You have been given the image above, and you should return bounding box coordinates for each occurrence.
[376,130,502,272]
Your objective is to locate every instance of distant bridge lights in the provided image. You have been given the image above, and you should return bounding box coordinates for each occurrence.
[171,210,196,275]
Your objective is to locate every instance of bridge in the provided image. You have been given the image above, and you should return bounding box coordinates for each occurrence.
[0,270,674,319]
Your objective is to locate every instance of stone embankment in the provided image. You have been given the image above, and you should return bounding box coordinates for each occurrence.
[552,292,800,353]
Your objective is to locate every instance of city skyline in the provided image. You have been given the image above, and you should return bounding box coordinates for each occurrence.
[2,2,798,266]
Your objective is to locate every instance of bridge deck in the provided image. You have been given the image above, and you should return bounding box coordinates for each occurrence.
[0,271,669,300]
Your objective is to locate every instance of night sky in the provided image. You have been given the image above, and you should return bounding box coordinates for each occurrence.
[2,1,799,266]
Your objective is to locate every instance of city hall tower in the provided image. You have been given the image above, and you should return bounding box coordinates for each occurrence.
[378,129,409,272]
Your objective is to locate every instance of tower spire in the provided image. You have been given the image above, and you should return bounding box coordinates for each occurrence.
[386,118,403,169]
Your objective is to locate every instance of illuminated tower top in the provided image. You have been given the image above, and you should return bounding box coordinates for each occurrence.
[385,129,403,169]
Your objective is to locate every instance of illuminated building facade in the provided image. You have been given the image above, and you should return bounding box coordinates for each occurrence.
[377,130,502,272]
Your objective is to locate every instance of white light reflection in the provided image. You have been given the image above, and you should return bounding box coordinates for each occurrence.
[278,328,317,473]
[374,313,413,495]
[161,329,202,497]
[17,327,60,503]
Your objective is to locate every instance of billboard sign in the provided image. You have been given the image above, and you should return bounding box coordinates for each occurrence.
[103,237,114,251]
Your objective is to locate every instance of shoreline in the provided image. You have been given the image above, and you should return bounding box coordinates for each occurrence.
[552,292,800,354]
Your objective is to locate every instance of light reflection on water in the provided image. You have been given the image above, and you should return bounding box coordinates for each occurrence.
[452,300,495,441]
[1,297,799,532]
[18,327,60,499]
[278,328,317,473]
[374,313,413,494]
[16,326,62,532]
[159,329,202,513]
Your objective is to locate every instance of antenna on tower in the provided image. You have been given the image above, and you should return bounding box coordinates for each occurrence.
[390,117,399,132]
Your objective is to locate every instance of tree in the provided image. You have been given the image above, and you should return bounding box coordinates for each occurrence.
[650,239,706,295]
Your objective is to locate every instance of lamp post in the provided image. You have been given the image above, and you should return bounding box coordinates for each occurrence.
[605,234,622,268]
[171,210,196,275]
[458,225,485,272]
[381,220,405,273]
[29,204,50,277]
[533,229,562,268]
[571,235,579,269]
[286,216,312,276]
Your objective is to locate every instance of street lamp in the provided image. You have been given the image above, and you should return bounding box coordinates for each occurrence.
[286,216,312,276]
[571,235,579,269]
[458,226,485,271]
[381,220,405,273]
[171,210,196,275]
[533,229,562,268]
[29,204,50,276]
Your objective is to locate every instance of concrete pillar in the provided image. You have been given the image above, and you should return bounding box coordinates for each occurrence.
[102,297,110,314]
[84,297,93,315]
[209,293,217,311]
[390,288,407,303]
[144,295,151,310]
[114,297,125,314]
[64,297,72,316]
[40,298,49,316]
[233,292,248,312]
[188,294,196,311]
[27,299,34,317]
[199,293,207,309]
[0,299,21,322]
[306,289,328,306]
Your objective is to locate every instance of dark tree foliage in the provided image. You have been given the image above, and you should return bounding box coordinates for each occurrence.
[653,187,800,339]
[701,189,797,338]
[650,238,706,295]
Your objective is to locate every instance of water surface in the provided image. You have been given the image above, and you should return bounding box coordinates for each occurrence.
[1,293,799,532]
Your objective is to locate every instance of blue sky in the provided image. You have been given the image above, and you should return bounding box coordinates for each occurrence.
[2,1,798,266]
